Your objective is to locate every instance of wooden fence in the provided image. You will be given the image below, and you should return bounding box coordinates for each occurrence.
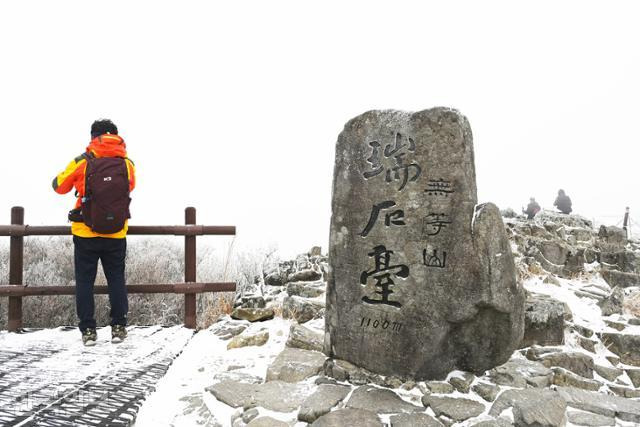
[0,206,236,331]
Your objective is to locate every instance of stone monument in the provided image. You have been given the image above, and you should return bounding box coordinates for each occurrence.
[325,108,525,380]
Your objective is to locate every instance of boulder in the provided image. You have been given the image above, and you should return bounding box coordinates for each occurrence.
[522,293,569,347]
[552,367,602,391]
[265,271,286,287]
[598,287,625,316]
[608,385,640,398]
[472,382,501,402]
[601,270,640,288]
[422,396,485,422]
[309,246,323,257]
[594,364,622,382]
[240,408,259,424]
[449,372,475,393]
[604,319,626,331]
[536,240,571,265]
[569,227,595,243]
[286,281,326,298]
[573,324,595,338]
[206,380,309,412]
[323,358,404,387]
[525,346,565,360]
[578,336,598,353]
[489,389,567,427]
[288,269,322,283]
[470,420,512,427]
[346,385,423,414]
[556,386,640,423]
[624,368,640,388]
[598,225,627,247]
[227,329,269,350]
[566,411,615,427]
[426,381,455,394]
[296,254,312,270]
[488,358,553,388]
[283,296,325,323]
[389,414,443,427]
[598,332,640,366]
[535,211,593,228]
[584,247,599,264]
[311,408,382,427]
[315,376,339,386]
[237,295,266,309]
[605,355,620,366]
[601,250,640,273]
[565,249,587,275]
[543,274,561,286]
[539,351,594,378]
[326,108,525,380]
[286,323,324,352]
[246,417,288,427]
[266,347,326,382]
[390,413,444,427]
[298,384,351,423]
[230,307,274,322]
[211,318,249,340]
[323,358,357,382]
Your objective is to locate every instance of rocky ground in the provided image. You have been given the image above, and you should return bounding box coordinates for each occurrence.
[134,211,640,427]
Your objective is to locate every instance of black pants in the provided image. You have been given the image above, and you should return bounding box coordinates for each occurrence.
[73,236,128,332]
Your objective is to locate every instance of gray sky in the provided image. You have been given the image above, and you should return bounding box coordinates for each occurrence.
[1,1,639,257]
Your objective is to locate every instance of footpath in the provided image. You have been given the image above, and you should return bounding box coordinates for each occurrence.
[0,325,193,426]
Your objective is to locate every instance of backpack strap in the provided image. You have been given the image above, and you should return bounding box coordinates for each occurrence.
[83,152,97,200]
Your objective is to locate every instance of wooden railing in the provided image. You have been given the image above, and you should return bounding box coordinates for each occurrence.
[0,206,236,331]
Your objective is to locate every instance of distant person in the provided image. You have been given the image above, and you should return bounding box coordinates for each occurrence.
[553,189,572,214]
[52,119,136,346]
[522,197,541,219]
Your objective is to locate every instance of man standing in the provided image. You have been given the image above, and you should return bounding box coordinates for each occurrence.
[554,189,573,215]
[522,197,541,220]
[52,119,136,346]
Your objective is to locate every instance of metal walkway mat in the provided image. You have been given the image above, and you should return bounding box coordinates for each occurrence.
[0,325,194,426]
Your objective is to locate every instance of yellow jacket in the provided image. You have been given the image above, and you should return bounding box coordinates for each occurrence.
[53,134,136,238]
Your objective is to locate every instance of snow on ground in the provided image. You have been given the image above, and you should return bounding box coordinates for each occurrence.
[523,271,640,391]
[0,325,192,426]
[134,317,294,427]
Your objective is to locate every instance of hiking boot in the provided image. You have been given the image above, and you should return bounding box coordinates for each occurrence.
[82,328,97,346]
[111,325,127,343]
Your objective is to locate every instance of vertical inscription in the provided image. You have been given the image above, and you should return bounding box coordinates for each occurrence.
[358,131,422,314]
[421,180,456,271]
[363,132,422,191]
[360,245,409,308]
[423,249,447,268]
[360,201,405,237]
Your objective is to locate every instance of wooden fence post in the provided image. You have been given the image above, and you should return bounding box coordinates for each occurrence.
[184,207,197,328]
[8,206,24,331]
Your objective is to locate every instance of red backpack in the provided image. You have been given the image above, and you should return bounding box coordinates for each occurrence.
[83,155,131,234]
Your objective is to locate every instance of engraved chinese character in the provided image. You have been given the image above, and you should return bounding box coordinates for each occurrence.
[360,201,405,237]
[363,141,384,179]
[425,178,454,196]
[360,245,409,308]
[423,213,451,236]
[363,132,421,191]
[423,249,447,268]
